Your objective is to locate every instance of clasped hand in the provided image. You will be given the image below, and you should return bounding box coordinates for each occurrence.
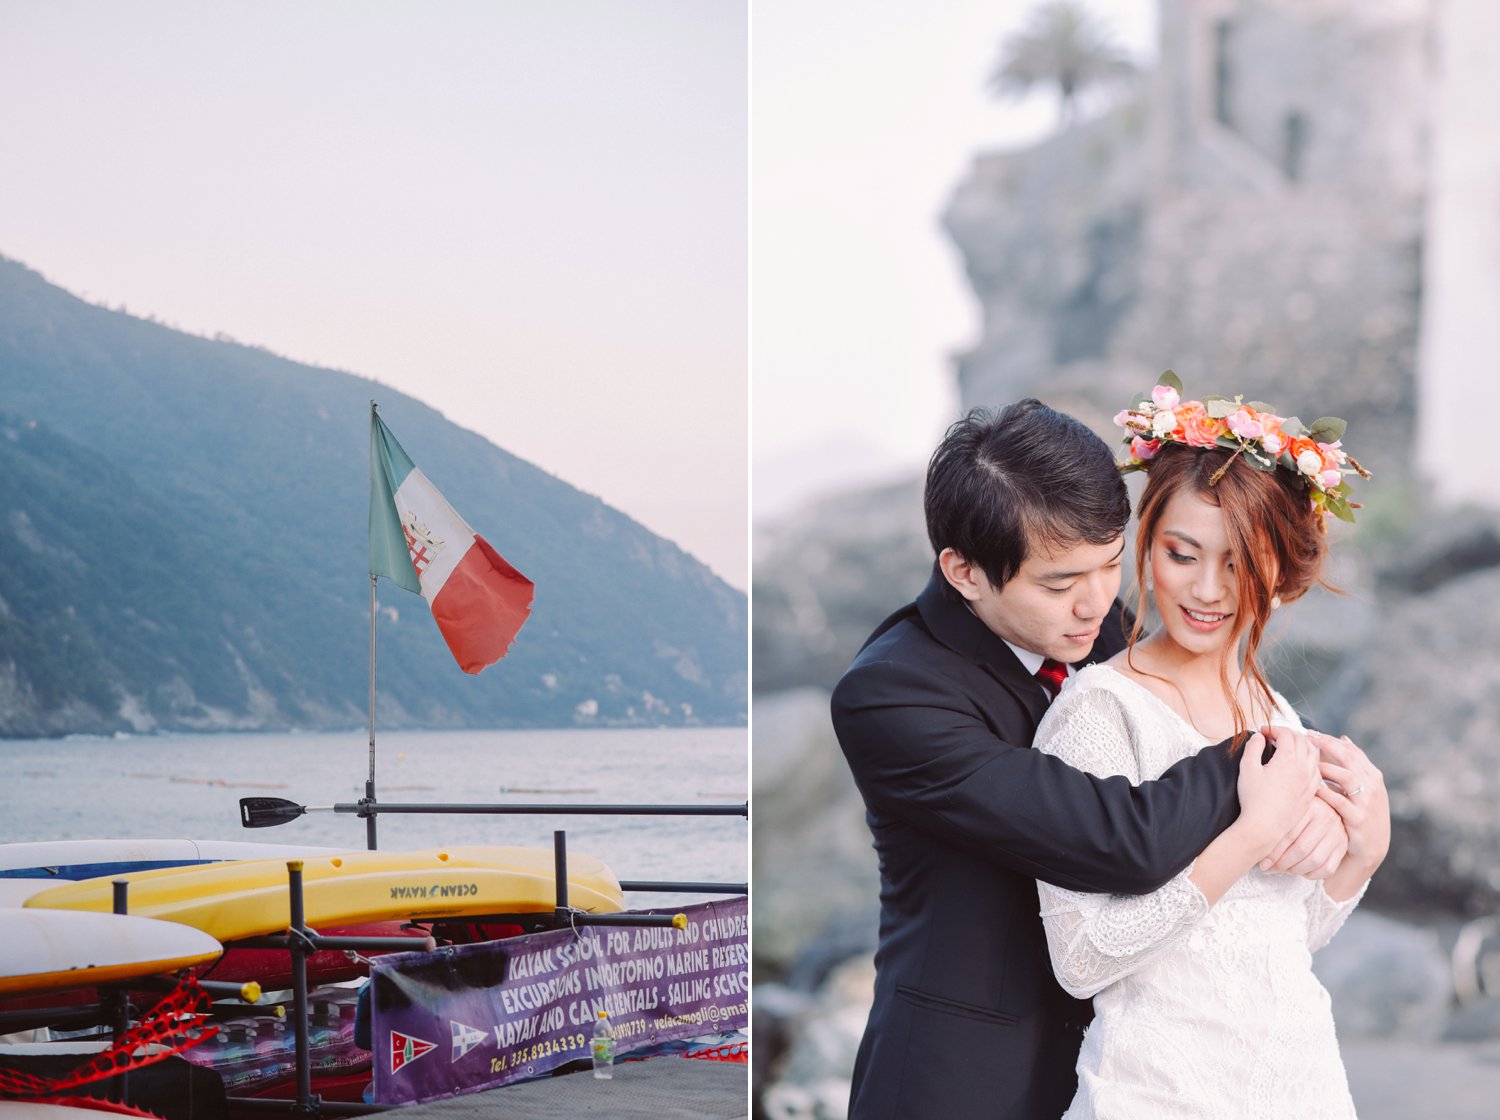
[1252,726,1389,879]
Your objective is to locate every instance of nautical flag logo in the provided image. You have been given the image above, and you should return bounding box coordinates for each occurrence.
[401,514,445,576]
[390,1030,436,1074]
[450,1020,488,1062]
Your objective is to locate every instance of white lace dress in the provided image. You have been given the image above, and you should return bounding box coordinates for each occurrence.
[1033,664,1363,1120]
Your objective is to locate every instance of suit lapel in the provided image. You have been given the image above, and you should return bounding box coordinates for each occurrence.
[915,568,1051,730]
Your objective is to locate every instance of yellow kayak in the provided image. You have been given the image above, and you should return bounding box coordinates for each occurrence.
[24,845,622,942]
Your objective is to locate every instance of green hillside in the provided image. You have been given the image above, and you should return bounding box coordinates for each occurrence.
[0,256,745,737]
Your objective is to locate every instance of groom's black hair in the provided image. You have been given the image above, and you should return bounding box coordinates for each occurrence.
[925,399,1129,590]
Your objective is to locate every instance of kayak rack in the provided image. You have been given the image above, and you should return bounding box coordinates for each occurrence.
[104,830,693,1116]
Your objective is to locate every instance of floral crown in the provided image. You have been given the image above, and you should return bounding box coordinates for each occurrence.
[1113,371,1370,525]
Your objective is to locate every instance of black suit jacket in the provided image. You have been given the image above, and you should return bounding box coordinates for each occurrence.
[831,569,1241,1120]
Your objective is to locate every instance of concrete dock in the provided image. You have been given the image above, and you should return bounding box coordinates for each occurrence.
[392,1058,748,1118]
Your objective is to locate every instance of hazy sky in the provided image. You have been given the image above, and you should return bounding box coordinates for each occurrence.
[753,0,1152,523]
[0,1,748,588]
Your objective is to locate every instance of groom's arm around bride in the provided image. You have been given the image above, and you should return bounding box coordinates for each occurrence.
[831,401,1345,1120]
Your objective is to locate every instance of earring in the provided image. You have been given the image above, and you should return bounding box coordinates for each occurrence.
[1270,595,1282,611]
[1145,572,1154,592]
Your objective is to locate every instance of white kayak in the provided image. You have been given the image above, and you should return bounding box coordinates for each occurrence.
[0,908,223,995]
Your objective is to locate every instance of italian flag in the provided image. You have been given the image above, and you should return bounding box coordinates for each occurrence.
[368,410,534,674]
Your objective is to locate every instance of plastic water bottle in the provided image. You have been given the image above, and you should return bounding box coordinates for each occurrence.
[591,1010,615,1079]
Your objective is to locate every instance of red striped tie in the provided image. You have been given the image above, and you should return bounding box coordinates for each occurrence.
[1036,658,1069,701]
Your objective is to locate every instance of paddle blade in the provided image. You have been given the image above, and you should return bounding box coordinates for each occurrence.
[239,797,307,829]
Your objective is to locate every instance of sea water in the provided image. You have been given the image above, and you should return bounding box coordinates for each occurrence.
[0,727,747,906]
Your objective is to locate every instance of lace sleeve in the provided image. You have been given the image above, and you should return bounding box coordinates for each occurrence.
[1034,680,1211,999]
[1264,696,1368,952]
[1306,878,1367,952]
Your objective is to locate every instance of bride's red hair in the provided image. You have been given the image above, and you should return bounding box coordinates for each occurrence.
[1129,443,1330,744]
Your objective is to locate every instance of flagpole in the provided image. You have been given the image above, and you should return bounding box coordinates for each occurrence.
[366,403,380,850]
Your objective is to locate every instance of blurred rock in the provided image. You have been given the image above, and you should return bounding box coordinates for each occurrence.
[752,476,928,695]
[1342,565,1500,917]
[752,688,880,983]
[758,954,873,1120]
[1315,911,1452,1040]
[1375,507,1500,596]
[751,984,817,1116]
[1450,914,1500,1007]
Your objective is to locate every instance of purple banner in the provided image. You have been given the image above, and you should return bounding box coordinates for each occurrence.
[370,896,748,1106]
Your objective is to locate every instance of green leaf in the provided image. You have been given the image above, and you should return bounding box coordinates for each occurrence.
[1158,370,1183,394]
[1280,416,1303,437]
[1246,401,1277,414]
[1246,447,1277,471]
[1206,399,1238,419]
[1330,498,1356,523]
[1307,417,1347,444]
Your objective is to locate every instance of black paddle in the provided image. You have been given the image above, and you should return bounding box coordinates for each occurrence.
[240,797,326,828]
[239,795,749,828]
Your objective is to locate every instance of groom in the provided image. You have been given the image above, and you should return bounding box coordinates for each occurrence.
[831,400,1346,1119]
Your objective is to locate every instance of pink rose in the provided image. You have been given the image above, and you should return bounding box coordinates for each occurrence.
[1227,408,1264,440]
[1151,384,1180,410]
[1320,469,1342,489]
[1131,436,1161,461]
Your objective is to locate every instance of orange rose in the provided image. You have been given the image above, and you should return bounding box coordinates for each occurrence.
[1259,415,1288,454]
[1287,436,1319,463]
[1176,402,1227,447]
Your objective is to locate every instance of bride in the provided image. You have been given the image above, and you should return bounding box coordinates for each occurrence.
[1033,377,1390,1119]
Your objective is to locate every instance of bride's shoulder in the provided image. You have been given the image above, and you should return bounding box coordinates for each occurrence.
[1043,662,1143,728]
[1070,660,1140,700]
[1037,663,1148,775]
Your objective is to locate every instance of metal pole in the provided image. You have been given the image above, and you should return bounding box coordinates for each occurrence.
[553,829,569,921]
[286,861,313,1111]
[366,401,380,853]
[367,576,378,852]
[368,404,378,794]
[327,800,747,818]
[618,880,748,894]
[111,881,130,1105]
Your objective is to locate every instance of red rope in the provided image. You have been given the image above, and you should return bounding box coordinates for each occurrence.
[0,976,216,1099]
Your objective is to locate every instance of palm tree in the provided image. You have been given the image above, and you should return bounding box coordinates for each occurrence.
[989,0,1139,129]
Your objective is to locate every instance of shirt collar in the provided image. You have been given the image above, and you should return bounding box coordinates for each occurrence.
[948,578,1070,679]
[1004,641,1046,676]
